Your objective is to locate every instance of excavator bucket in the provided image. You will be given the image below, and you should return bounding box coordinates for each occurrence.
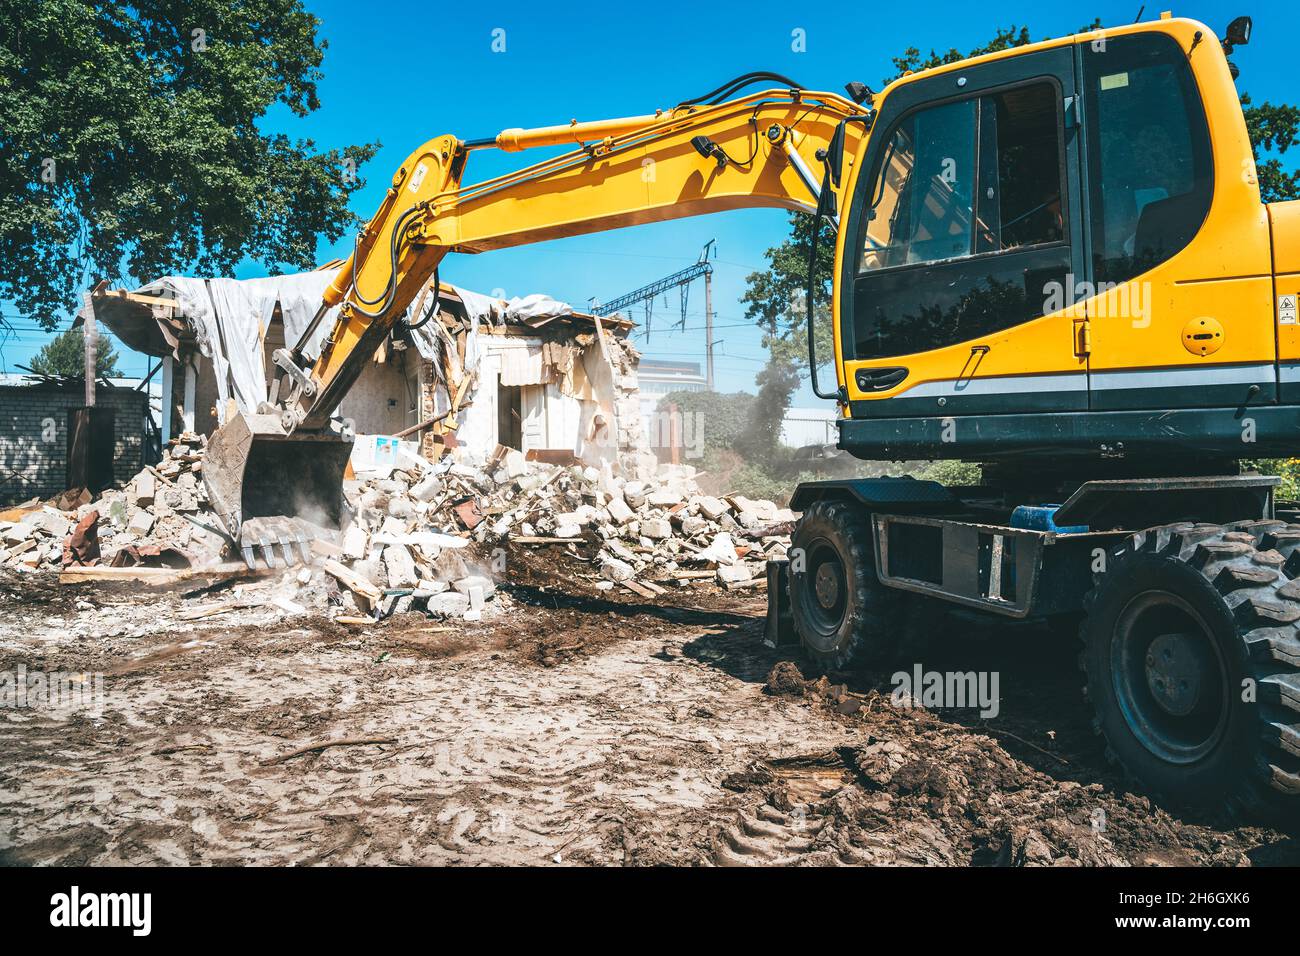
[202,412,354,568]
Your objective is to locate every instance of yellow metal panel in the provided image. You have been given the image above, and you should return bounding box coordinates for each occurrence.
[1085,19,1274,377]
[1271,201,1300,362]
[836,18,1277,406]
[842,311,1087,403]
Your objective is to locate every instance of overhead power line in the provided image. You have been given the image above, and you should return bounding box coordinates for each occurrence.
[591,241,720,389]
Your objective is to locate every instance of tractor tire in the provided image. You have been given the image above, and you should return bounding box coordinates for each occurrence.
[1079,520,1300,828]
[787,499,906,671]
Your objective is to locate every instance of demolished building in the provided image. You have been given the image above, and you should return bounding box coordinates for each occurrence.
[86,265,651,472]
[0,373,159,507]
[0,266,796,620]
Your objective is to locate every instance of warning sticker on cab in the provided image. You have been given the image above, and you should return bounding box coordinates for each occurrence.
[1280,294,1297,325]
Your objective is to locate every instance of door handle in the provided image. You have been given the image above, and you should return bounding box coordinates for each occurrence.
[855,367,908,392]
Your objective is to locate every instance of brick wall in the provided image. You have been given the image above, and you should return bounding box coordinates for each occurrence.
[0,384,149,505]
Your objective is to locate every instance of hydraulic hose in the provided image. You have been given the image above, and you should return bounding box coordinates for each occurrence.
[805,161,839,401]
[678,71,807,108]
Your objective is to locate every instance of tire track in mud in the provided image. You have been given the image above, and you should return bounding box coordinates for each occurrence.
[0,600,851,866]
[1,578,1295,866]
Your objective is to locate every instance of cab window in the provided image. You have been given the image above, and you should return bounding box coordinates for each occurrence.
[977,83,1065,252]
[861,99,976,270]
[861,83,1065,273]
[1083,33,1213,283]
[853,79,1069,360]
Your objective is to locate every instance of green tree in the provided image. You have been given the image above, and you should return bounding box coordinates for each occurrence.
[738,212,835,464]
[27,327,121,378]
[740,213,837,375]
[1242,94,1300,203]
[0,1,379,329]
[656,389,753,451]
[887,24,1041,80]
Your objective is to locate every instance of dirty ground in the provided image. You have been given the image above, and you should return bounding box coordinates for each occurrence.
[0,566,1295,867]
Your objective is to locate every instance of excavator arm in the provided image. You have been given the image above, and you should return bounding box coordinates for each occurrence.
[204,79,868,564]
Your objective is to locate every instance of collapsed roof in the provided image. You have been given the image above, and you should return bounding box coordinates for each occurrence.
[88,265,635,421]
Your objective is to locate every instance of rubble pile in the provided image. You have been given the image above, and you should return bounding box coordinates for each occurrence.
[1,435,228,574]
[1,434,798,621]
[334,442,797,611]
[459,447,798,592]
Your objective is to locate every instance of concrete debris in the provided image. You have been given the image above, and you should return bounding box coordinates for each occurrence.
[9,429,795,627]
[600,556,636,582]
[716,561,754,586]
[382,544,419,589]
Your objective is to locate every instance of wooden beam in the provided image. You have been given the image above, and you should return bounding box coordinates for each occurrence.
[58,564,262,586]
[94,288,180,309]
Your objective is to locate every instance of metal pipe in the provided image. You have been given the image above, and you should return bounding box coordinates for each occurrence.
[487,112,663,152]
[782,138,838,229]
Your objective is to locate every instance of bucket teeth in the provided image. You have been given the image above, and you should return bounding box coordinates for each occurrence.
[239,518,322,569]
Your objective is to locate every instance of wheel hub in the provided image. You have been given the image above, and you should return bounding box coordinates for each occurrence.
[814,562,841,609]
[1144,632,1206,718]
[1111,589,1229,764]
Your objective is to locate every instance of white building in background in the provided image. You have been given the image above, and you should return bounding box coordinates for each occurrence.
[781,407,839,449]
[638,358,840,451]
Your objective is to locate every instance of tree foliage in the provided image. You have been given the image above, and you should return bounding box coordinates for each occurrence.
[887,25,1042,81]
[1242,93,1300,203]
[740,212,837,376]
[656,389,754,451]
[27,327,121,378]
[0,0,379,329]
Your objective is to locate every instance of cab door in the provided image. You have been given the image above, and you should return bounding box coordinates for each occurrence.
[839,45,1089,417]
[1076,29,1276,411]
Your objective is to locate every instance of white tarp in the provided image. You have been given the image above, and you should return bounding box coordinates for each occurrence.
[131,269,577,424]
[505,293,573,323]
[136,270,343,424]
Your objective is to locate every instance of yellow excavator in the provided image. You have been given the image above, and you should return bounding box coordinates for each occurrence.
[203,14,1297,826]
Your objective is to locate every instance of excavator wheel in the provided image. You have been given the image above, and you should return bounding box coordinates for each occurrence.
[1079,520,1300,829]
[787,499,907,671]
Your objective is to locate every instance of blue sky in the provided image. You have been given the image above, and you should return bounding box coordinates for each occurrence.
[3,0,1295,401]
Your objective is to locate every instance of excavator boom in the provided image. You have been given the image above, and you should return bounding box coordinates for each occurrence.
[205,78,867,561]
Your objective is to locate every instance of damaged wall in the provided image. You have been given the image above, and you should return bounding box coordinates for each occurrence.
[91,268,648,473]
[0,381,150,506]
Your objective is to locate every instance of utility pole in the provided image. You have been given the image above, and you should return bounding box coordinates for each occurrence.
[704,265,714,391]
[81,290,96,407]
[591,241,716,384]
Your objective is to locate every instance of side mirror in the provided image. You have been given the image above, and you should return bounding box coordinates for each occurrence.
[820,113,874,189]
[824,122,847,187]
[844,81,875,106]
[1225,15,1252,48]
